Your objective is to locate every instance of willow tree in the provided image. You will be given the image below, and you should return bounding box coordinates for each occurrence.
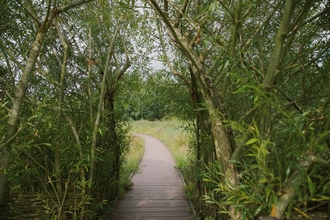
[0,0,94,205]
[85,2,133,201]
[146,0,330,219]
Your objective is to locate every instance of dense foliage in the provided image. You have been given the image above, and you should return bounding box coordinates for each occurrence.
[0,0,146,218]
[1,0,329,219]
[145,0,330,219]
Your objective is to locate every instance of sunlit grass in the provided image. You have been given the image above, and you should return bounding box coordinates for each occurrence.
[129,119,193,169]
[120,119,193,191]
[121,135,144,181]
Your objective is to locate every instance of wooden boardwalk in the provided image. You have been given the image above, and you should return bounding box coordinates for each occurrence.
[110,134,195,220]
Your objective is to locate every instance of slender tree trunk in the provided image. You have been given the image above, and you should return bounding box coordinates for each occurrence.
[0,30,46,205]
[54,20,69,219]
[260,0,315,218]
[195,70,240,219]
[88,24,121,190]
[190,68,207,195]
[261,0,295,140]
[87,26,94,126]
[104,93,120,198]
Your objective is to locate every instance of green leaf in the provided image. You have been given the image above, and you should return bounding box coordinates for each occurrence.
[286,167,291,176]
[245,138,258,145]
[307,176,316,195]
[254,205,263,216]
[238,184,250,189]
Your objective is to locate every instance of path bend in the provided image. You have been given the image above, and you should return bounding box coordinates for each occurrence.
[110,134,195,220]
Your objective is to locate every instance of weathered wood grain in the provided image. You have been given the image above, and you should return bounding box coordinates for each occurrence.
[109,134,195,220]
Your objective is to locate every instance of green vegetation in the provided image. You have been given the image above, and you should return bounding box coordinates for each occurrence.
[117,72,191,121]
[121,135,145,181]
[130,120,193,169]
[1,0,329,219]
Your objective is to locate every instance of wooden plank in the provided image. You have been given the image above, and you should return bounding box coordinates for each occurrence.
[118,202,190,208]
[127,187,184,192]
[119,192,189,201]
[115,207,191,212]
[110,134,195,220]
[118,201,190,208]
[129,185,184,190]
[113,211,192,217]
[117,199,190,204]
[130,182,183,186]
[110,216,195,220]
[126,191,186,195]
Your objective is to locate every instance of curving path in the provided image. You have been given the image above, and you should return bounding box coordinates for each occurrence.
[110,134,195,220]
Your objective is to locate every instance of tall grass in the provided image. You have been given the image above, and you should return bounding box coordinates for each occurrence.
[130,119,193,170]
[121,135,144,181]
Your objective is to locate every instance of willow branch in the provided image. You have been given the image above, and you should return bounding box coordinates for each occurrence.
[301,6,330,28]
[244,0,281,49]
[147,0,201,71]
[42,0,52,30]
[112,43,131,91]
[114,37,131,85]
[157,21,191,87]
[20,0,41,29]
[0,41,24,70]
[279,90,304,114]
[218,0,234,21]
[173,0,191,28]
[57,0,94,13]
